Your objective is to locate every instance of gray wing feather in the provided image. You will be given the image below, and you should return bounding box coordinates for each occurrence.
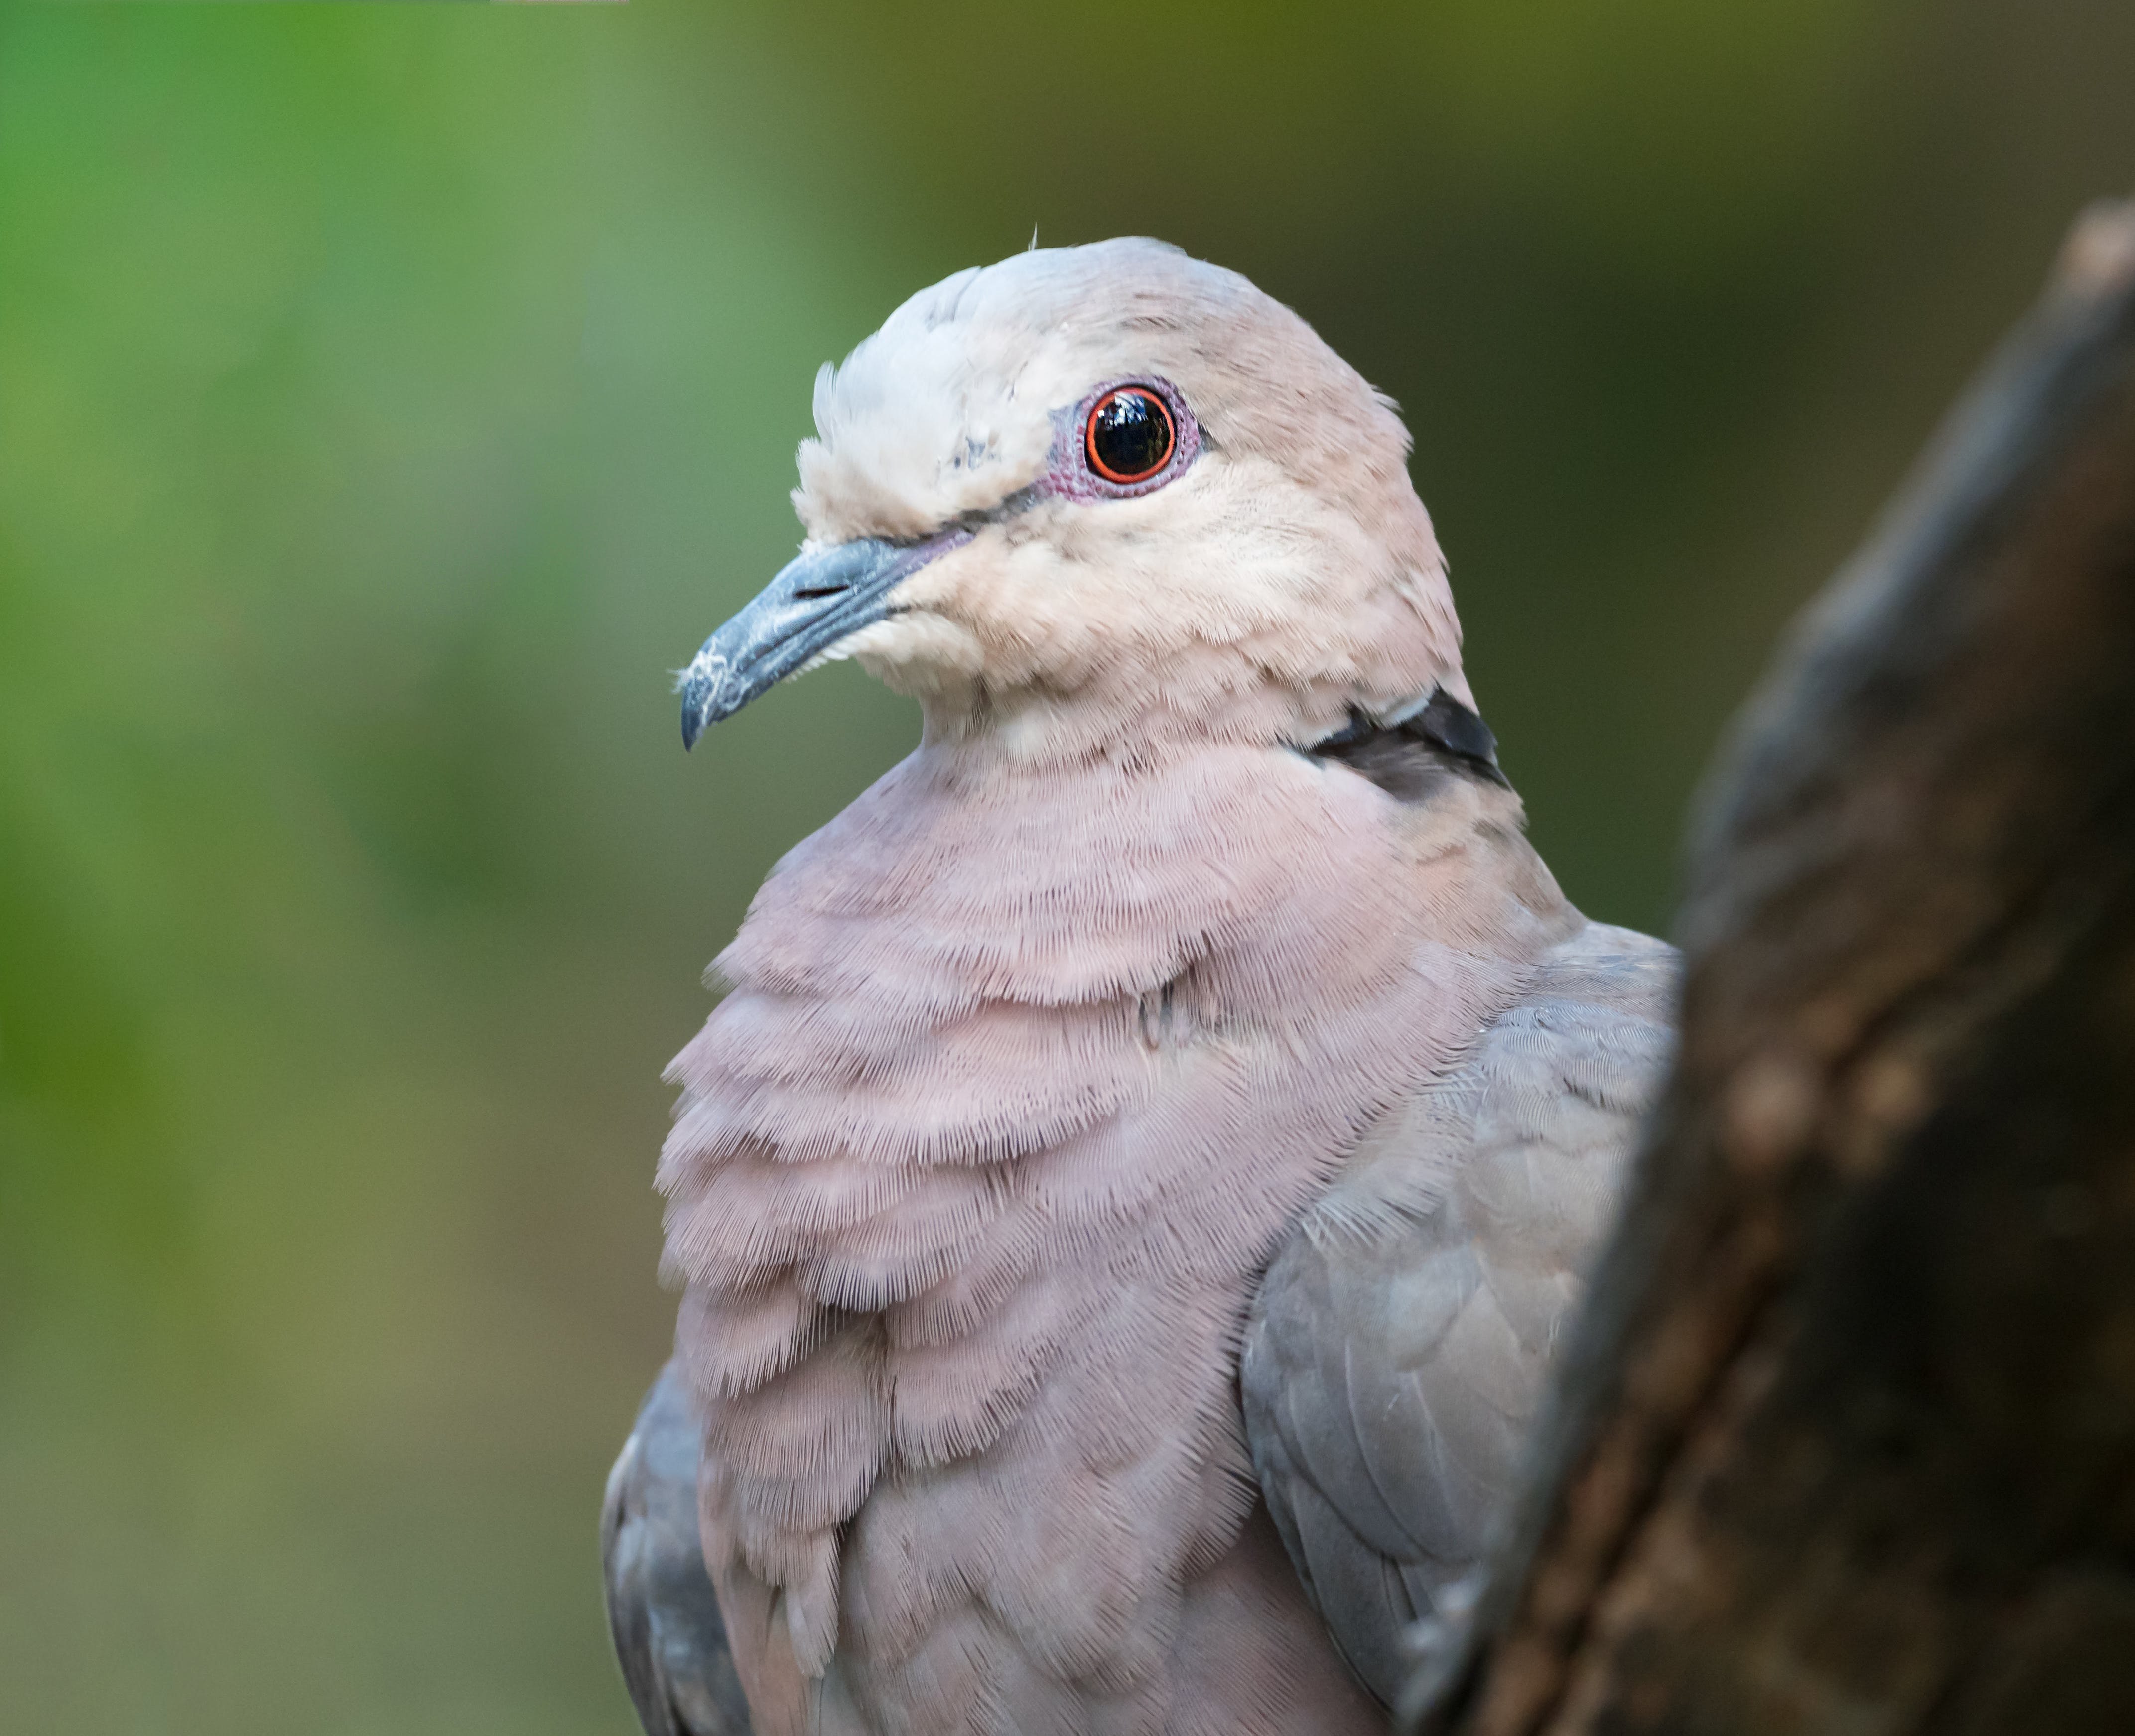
[602,1361,754,1736]
[1242,921,1677,1706]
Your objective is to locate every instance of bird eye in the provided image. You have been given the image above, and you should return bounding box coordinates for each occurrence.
[1084,386,1177,485]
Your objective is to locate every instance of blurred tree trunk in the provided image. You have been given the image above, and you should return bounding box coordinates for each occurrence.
[1409,201,2135,1736]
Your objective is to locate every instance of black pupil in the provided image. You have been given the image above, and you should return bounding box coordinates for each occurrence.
[1091,391,1172,479]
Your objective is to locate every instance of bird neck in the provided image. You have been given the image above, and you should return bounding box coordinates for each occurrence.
[901,642,1463,768]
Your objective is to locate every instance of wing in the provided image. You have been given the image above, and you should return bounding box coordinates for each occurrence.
[602,1360,755,1736]
[1241,921,1677,1706]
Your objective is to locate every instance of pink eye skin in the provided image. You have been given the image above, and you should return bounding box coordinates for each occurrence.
[1043,377,1202,502]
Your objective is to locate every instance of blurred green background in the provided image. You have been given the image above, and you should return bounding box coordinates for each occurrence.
[0,1,2128,1730]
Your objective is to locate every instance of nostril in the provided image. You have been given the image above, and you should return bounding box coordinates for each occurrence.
[791,584,850,600]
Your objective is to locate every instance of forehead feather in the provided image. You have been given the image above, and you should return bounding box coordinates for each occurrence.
[794,238,1412,541]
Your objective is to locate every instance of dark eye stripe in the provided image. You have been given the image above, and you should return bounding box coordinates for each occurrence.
[1085,387,1176,484]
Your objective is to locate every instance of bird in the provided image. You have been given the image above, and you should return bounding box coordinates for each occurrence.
[601,237,1678,1736]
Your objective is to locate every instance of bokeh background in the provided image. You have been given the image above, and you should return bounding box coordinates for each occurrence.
[0,2,2129,1730]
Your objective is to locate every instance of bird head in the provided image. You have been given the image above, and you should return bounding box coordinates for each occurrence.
[679,238,1469,760]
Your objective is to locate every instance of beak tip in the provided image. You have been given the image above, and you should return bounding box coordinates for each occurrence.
[677,657,721,751]
[680,685,711,750]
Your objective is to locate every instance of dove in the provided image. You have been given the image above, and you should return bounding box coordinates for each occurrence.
[603,238,1676,1736]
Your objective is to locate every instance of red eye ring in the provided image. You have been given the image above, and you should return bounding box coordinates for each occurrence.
[1084,386,1177,485]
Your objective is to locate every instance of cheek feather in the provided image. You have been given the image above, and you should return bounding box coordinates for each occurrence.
[846,616,987,694]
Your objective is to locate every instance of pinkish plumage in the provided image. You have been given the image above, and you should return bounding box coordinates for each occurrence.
[609,240,1677,1736]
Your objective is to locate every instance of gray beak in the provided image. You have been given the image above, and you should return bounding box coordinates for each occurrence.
[678,531,967,747]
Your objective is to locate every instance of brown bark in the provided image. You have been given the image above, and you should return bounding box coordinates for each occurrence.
[1409,201,2135,1736]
